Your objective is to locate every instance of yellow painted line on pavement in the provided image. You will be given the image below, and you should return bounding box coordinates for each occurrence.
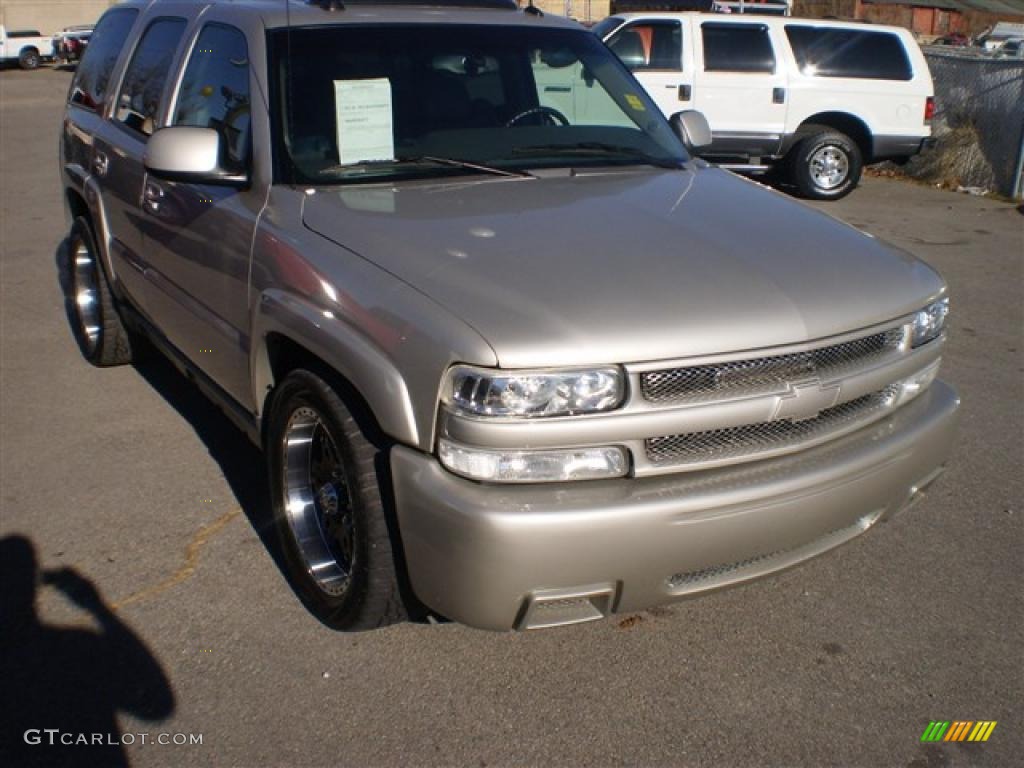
[111,507,243,611]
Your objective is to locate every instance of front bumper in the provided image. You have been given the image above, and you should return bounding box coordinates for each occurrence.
[392,381,959,631]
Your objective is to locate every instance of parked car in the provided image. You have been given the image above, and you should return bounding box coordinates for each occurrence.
[54,25,93,65]
[934,32,970,46]
[595,12,936,199]
[60,0,957,631]
[0,26,54,69]
[994,38,1024,58]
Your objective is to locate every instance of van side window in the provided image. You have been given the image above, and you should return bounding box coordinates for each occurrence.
[701,23,775,74]
[607,22,682,72]
[69,8,139,111]
[173,24,251,174]
[114,18,187,137]
[785,26,913,81]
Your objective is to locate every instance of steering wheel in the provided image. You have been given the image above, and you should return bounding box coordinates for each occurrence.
[505,106,570,128]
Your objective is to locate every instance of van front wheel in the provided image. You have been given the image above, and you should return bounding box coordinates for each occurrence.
[789,129,862,201]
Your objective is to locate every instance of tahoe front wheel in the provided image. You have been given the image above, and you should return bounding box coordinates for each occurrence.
[789,128,863,200]
[267,370,407,630]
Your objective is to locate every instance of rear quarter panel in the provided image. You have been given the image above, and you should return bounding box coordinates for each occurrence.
[781,25,933,140]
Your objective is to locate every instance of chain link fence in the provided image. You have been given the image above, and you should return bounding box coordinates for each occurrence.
[914,49,1024,198]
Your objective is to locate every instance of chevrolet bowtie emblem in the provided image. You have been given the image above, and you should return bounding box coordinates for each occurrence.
[774,380,841,422]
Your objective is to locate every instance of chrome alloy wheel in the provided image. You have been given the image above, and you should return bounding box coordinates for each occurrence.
[282,407,356,597]
[809,145,850,190]
[72,237,102,353]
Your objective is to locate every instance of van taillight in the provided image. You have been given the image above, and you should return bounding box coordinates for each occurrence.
[925,97,935,124]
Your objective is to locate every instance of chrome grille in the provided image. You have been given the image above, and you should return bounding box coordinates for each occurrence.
[641,328,903,404]
[646,387,897,466]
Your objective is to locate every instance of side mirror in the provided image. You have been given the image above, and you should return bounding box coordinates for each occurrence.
[669,110,712,154]
[144,126,247,186]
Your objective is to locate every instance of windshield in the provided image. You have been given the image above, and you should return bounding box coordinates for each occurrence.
[269,24,687,184]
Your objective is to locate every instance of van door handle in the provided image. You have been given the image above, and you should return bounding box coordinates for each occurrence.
[143,181,164,213]
[93,151,109,177]
[773,87,786,104]
[678,84,692,101]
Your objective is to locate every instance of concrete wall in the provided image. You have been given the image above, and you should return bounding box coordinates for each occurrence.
[523,0,613,24]
[1,0,113,35]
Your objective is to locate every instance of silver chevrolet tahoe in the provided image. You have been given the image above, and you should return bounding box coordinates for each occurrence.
[60,0,958,631]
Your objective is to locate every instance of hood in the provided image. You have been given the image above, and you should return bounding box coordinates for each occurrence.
[303,167,944,368]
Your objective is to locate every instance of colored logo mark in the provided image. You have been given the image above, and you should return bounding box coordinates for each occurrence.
[921,721,997,742]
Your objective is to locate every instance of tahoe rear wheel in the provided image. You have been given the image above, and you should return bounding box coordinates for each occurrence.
[789,128,863,200]
[67,216,135,366]
[267,370,406,630]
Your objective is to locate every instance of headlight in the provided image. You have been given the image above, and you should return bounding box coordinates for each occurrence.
[910,297,948,348]
[438,439,628,483]
[445,366,624,418]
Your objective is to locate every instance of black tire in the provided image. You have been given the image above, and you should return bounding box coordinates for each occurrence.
[67,216,135,366]
[787,128,862,201]
[267,369,406,630]
[18,49,40,70]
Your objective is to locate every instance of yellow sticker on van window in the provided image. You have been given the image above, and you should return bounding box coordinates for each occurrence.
[625,94,646,111]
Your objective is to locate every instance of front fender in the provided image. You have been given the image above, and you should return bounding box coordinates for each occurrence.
[251,289,421,447]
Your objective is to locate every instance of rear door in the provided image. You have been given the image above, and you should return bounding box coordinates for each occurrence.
[92,15,188,307]
[692,20,788,158]
[62,6,140,233]
[604,18,693,119]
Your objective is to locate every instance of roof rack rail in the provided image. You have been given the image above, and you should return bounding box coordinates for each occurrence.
[304,0,518,10]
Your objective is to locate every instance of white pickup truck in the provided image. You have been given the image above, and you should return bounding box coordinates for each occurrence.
[0,25,54,69]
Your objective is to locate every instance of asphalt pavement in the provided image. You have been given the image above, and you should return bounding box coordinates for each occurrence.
[1,67,1022,768]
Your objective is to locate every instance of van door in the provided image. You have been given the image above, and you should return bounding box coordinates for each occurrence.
[604,18,693,120]
[692,20,788,159]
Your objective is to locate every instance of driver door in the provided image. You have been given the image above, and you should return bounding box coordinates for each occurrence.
[604,19,693,120]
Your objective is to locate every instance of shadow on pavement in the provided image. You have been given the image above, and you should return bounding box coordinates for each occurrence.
[53,238,286,583]
[52,238,424,628]
[131,347,285,573]
[0,536,175,767]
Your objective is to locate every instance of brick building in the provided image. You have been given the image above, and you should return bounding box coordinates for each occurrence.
[794,0,1024,37]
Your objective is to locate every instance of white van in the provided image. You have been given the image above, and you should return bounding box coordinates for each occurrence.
[594,13,936,199]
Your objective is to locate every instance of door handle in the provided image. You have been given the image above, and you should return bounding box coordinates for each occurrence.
[93,151,109,177]
[678,84,692,102]
[773,87,786,105]
[143,181,164,213]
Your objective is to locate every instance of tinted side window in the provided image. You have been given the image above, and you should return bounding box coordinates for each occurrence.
[173,24,251,173]
[608,22,682,71]
[69,8,139,111]
[115,18,187,136]
[701,23,775,74]
[785,26,913,81]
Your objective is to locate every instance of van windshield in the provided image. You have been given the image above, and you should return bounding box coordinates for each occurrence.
[269,24,687,184]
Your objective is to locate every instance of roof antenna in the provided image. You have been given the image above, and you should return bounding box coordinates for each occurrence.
[524,0,543,16]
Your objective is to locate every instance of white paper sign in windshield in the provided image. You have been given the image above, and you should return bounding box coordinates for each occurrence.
[334,78,394,164]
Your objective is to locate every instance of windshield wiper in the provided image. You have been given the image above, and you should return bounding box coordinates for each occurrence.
[511,142,683,169]
[320,155,531,178]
